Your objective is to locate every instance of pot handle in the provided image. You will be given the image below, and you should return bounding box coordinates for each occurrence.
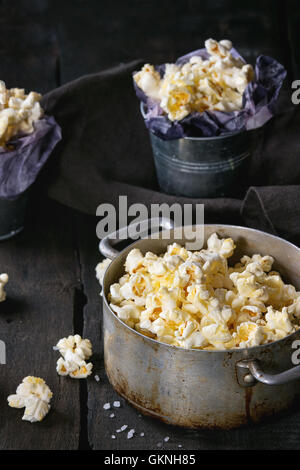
[236,358,300,387]
[99,217,175,260]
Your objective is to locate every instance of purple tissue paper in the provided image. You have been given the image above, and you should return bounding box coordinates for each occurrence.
[0,115,62,199]
[134,48,286,140]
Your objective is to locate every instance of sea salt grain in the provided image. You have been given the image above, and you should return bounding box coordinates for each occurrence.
[140,432,145,437]
[164,437,169,442]
[109,413,115,418]
[111,435,116,439]
[116,425,128,434]
[94,375,100,382]
[178,444,182,448]
[103,403,111,410]
[157,442,162,448]
[113,401,121,408]
[127,429,135,439]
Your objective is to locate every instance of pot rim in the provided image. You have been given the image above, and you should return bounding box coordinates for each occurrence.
[102,223,300,354]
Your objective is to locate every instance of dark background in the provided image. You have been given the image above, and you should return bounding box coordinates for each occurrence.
[1,0,299,94]
[1,0,300,451]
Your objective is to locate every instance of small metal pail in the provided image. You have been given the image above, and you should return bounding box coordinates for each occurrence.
[141,104,256,198]
[0,192,28,240]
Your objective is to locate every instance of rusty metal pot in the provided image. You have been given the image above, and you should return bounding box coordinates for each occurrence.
[100,221,300,429]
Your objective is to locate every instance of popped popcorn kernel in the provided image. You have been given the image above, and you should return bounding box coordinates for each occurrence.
[96,258,111,292]
[134,38,254,121]
[0,273,8,302]
[99,232,300,350]
[0,82,43,147]
[55,334,93,379]
[8,376,52,423]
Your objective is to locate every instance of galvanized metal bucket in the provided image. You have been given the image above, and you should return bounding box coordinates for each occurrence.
[0,192,28,240]
[141,104,256,198]
[100,220,300,429]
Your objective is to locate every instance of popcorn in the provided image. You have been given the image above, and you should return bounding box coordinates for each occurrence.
[265,307,295,337]
[125,248,144,274]
[133,64,161,101]
[97,233,300,350]
[55,334,93,379]
[0,273,8,302]
[235,322,266,348]
[207,233,235,258]
[8,376,52,423]
[95,258,111,289]
[0,82,43,147]
[134,38,254,121]
[201,323,232,348]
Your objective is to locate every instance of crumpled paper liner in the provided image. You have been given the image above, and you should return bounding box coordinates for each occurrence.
[0,115,62,199]
[134,48,287,140]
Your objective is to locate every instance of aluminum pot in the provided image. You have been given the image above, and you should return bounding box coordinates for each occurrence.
[100,220,300,429]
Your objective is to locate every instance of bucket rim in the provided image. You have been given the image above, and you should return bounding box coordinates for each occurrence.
[140,102,247,141]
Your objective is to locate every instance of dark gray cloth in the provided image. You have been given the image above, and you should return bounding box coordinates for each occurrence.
[41,62,300,244]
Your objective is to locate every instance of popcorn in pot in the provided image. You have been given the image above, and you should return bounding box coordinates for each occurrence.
[97,233,300,350]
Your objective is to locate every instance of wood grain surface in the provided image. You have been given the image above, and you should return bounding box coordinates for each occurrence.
[0,0,299,450]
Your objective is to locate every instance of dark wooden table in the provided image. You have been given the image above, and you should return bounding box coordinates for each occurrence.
[0,0,300,450]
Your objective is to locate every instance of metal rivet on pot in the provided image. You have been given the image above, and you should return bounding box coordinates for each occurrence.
[244,374,256,385]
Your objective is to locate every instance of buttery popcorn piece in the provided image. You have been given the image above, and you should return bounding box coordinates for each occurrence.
[55,334,93,379]
[98,232,300,350]
[8,376,52,423]
[0,273,8,302]
[95,258,111,289]
[134,38,254,121]
[0,81,43,147]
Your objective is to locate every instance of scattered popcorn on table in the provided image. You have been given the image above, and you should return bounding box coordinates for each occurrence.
[140,432,145,437]
[103,403,111,410]
[0,273,8,302]
[7,376,52,423]
[98,233,300,350]
[0,81,43,147]
[134,38,254,121]
[55,334,93,379]
[94,375,100,382]
[110,413,115,418]
[111,435,116,439]
[95,258,111,294]
[164,436,170,442]
[113,400,121,408]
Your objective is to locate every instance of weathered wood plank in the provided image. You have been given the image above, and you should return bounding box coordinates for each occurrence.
[0,198,81,450]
